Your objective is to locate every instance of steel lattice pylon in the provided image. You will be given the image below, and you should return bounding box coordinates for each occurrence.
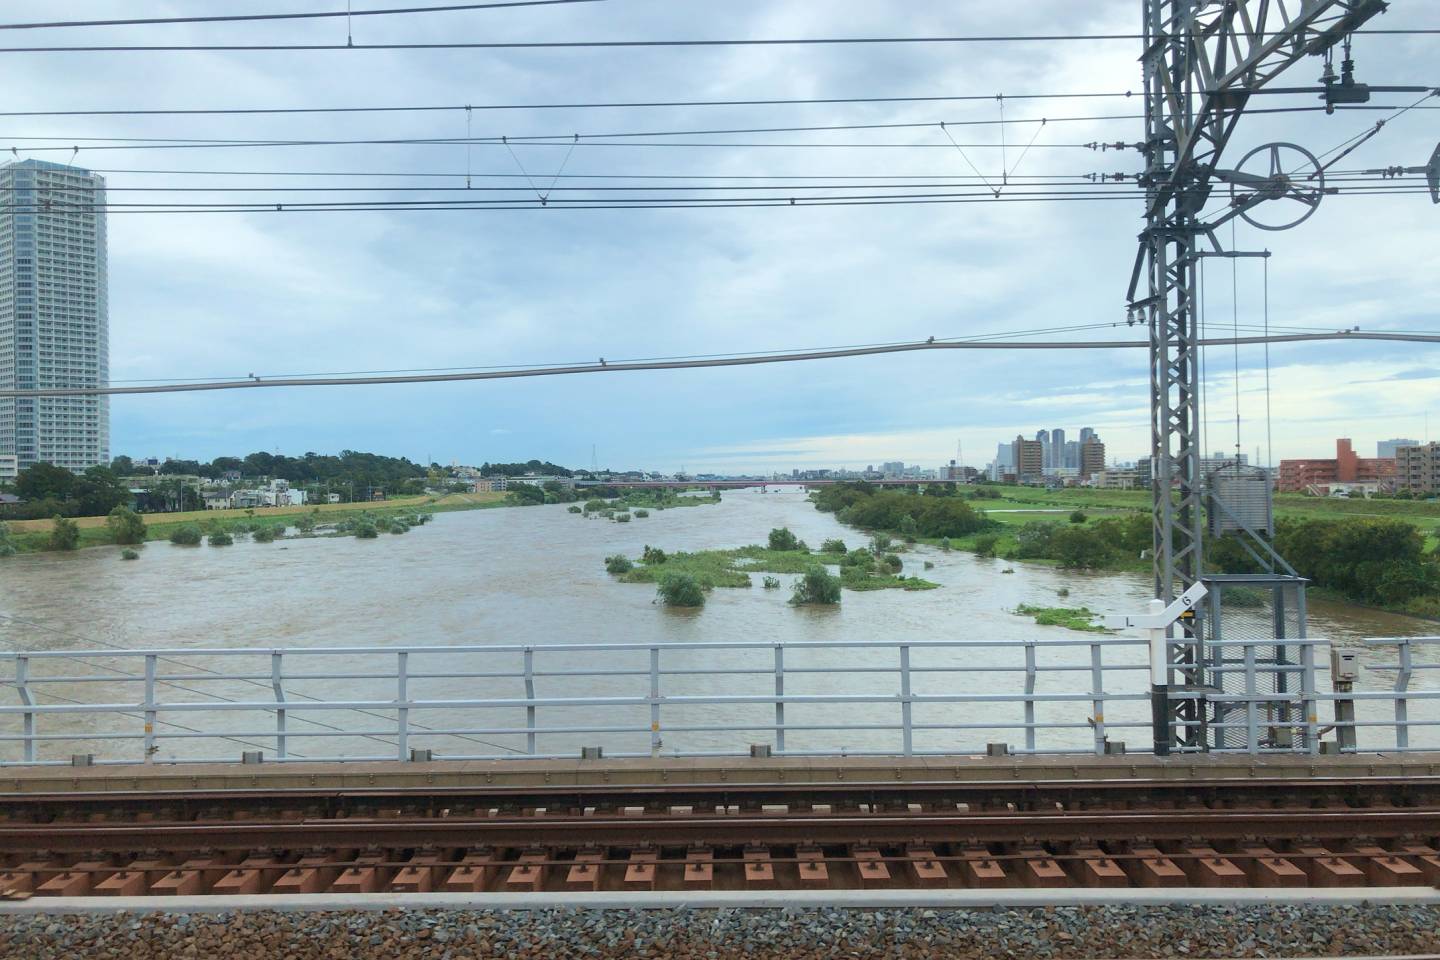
[1132,0,1390,750]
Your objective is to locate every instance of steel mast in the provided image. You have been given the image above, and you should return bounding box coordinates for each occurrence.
[1132,0,1390,749]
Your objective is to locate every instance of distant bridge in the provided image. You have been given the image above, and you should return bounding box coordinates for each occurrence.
[573,478,963,489]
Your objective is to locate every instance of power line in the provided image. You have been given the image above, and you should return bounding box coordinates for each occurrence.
[0,29,1433,54]
[0,90,1145,118]
[6,330,1433,399]
[0,1,605,31]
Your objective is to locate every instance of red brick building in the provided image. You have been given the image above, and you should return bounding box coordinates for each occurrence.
[1277,438,1397,493]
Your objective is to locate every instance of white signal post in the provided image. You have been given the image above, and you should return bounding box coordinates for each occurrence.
[1104,583,1208,756]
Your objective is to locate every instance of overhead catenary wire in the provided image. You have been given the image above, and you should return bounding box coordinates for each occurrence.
[0,1,606,31]
[0,28,1432,54]
[5,330,1436,399]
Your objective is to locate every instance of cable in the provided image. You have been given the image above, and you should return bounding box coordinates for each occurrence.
[0,29,1433,54]
[0,90,1147,118]
[0,1,605,31]
[5,330,1435,399]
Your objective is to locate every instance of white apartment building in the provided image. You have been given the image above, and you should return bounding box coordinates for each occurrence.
[0,159,109,473]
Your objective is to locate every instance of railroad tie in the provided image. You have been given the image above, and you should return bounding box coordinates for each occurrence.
[1017,845,1067,889]
[958,845,1008,888]
[1123,844,1186,888]
[743,846,776,889]
[682,847,714,890]
[213,855,284,896]
[149,859,214,896]
[505,850,547,893]
[1237,845,1307,888]
[37,860,111,897]
[94,858,168,897]
[391,851,446,894]
[440,850,497,893]
[1175,845,1246,888]
[0,862,51,897]
[904,844,948,889]
[624,848,659,891]
[852,846,891,889]
[565,849,605,892]
[272,854,339,895]
[1291,844,1365,887]
[796,846,829,889]
[330,852,390,895]
[1399,843,1440,884]
[1070,844,1126,888]
[1349,844,1425,887]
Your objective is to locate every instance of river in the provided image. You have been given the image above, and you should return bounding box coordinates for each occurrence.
[0,489,1433,761]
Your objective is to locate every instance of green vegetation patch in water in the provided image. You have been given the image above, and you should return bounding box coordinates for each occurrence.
[1014,604,1110,633]
[616,543,940,593]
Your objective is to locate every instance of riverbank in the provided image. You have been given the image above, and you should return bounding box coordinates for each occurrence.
[0,491,509,554]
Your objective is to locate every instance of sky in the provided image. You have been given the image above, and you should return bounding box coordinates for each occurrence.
[2,0,1437,474]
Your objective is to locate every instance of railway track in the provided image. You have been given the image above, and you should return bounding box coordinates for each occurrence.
[3,774,1440,897]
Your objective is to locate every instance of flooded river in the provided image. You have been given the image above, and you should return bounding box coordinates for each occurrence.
[0,489,1433,760]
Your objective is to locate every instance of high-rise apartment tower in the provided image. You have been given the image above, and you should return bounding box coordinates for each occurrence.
[0,160,108,472]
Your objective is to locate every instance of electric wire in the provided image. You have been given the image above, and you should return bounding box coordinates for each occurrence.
[0,28,1433,54]
[5,330,1436,399]
[0,1,606,31]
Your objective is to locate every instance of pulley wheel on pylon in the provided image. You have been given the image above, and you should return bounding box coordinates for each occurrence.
[1228,141,1325,232]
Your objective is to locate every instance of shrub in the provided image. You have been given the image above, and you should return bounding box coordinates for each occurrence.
[657,572,705,608]
[567,505,583,514]
[973,533,1000,557]
[1050,527,1116,569]
[820,538,847,554]
[898,514,919,537]
[881,553,903,573]
[48,515,80,551]
[768,527,802,551]
[106,506,147,545]
[294,513,318,534]
[1070,510,1087,524]
[633,509,649,518]
[641,545,667,565]
[389,522,409,534]
[762,575,781,589]
[841,548,875,570]
[870,533,893,554]
[252,525,278,543]
[120,548,140,560]
[614,513,632,523]
[1014,522,1060,559]
[940,537,952,552]
[208,530,234,547]
[605,554,633,574]
[583,499,608,514]
[353,520,379,539]
[790,565,842,606]
[169,524,203,546]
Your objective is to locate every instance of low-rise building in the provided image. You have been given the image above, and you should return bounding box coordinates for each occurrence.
[1397,442,1440,497]
[0,454,16,482]
[473,477,508,493]
[1093,469,1139,490]
[1278,438,1396,493]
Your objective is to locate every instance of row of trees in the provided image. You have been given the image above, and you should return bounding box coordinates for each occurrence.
[813,483,991,540]
[1,464,132,521]
[110,449,429,489]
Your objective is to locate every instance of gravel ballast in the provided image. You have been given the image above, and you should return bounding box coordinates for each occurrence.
[4,903,1440,959]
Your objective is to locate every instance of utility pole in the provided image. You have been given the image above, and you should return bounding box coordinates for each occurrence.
[1131,0,1389,750]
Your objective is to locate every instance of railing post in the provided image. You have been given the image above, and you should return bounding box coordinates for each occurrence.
[1023,642,1037,753]
[271,652,287,760]
[396,651,409,762]
[1395,639,1413,751]
[523,648,536,755]
[1300,641,1318,754]
[1243,642,1258,754]
[15,656,34,764]
[649,646,662,758]
[899,645,913,756]
[773,645,785,754]
[143,654,157,763]
[1089,643,1106,755]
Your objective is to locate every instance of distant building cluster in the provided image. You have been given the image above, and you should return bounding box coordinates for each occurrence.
[986,426,1106,486]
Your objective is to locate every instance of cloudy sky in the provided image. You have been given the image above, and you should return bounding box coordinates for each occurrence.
[3,1,1436,473]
